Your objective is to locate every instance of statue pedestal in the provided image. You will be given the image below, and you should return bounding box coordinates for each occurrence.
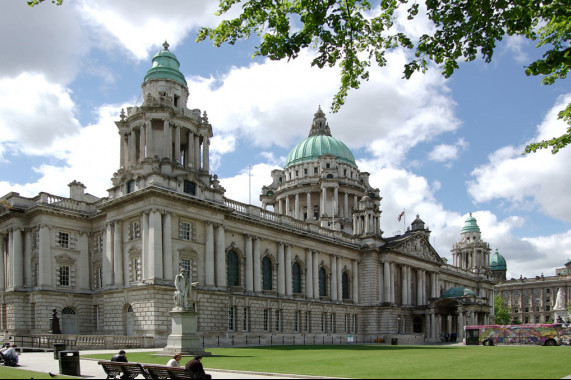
[553,309,568,323]
[163,309,210,356]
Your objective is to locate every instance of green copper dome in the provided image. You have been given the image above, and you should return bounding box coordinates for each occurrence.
[461,213,481,233]
[144,42,187,87]
[442,287,478,298]
[490,249,507,271]
[285,107,356,168]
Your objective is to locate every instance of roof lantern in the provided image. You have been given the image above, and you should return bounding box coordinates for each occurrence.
[143,41,187,87]
[461,212,481,234]
[490,248,507,271]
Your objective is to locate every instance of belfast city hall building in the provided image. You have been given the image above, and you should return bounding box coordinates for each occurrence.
[0,43,496,348]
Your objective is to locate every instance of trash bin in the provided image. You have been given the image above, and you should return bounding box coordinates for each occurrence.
[53,342,66,360]
[391,338,398,345]
[59,350,81,376]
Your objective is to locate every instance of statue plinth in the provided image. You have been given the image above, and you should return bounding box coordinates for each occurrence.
[553,309,568,324]
[163,308,210,356]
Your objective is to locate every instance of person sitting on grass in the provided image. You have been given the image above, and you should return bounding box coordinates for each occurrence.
[0,343,19,366]
[185,355,211,379]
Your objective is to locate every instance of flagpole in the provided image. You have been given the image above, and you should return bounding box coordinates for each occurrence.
[403,208,406,232]
[248,164,251,205]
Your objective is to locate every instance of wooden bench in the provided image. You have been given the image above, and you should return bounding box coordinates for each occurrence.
[97,360,151,379]
[143,364,198,379]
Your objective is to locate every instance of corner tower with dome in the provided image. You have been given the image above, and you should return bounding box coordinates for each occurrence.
[260,106,382,236]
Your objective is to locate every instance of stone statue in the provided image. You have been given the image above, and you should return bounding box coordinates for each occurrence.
[554,288,566,310]
[50,308,61,334]
[174,269,197,310]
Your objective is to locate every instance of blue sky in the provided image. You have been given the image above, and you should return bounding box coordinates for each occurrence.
[1,1,570,279]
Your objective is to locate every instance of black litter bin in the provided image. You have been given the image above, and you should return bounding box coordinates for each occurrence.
[59,350,81,376]
[391,338,398,345]
[53,342,66,360]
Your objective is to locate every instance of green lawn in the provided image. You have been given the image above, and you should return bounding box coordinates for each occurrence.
[0,366,75,379]
[83,344,571,379]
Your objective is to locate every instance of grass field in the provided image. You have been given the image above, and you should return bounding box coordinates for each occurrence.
[84,344,571,379]
[0,366,74,379]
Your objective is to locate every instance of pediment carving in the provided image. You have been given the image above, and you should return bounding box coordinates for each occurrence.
[392,235,444,265]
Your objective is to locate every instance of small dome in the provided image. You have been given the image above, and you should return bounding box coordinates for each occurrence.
[441,287,478,298]
[490,249,507,271]
[461,212,481,233]
[143,42,187,87]
[411,214,425,231]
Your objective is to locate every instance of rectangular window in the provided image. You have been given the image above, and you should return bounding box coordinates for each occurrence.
[275,310,281,332]
[59,265,70,286]
[58,232,69,248]
[294,311,300,332]
[126,180,135,193]
[304,168,308,175]
[524,317,529,324]
[536,306,540,312]
[546,306,551,311]
[263,309,270,331]
[134,259,141,282]
[133,222,140,239]
[243,308,249,332]
[313,167,318,174]
[345,314,349,333]
[535,297,540,305]
[305,312,310,333]
[524,307,529,313]
[352,314,357,333]
[180,222,192,241]
[181,259,191,273]
[183,180,196,195]
[514,299,519,305]
[514,307,519,313]
[321,313,326,333]
[547,297,551,303]
[546,288,551,294]
[330,313,334,333]
[228,307,235,331]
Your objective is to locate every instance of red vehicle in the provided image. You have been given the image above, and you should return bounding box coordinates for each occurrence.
[465,323,571,346]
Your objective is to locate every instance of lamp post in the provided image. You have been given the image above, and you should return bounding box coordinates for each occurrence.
[397,317,401,335]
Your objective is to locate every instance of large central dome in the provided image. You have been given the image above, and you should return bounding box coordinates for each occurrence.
[285,107,356,168]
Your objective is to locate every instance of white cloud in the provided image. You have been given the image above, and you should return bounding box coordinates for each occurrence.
[468,94,571,221]
[220,163,281,206]
[77,0,220,61]
[0,73,81,153]
[428,138,468,166]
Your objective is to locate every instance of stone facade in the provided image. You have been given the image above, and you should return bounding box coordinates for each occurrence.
[0,43,495,347]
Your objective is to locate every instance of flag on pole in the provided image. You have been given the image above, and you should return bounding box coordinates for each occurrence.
[398,210,405,222]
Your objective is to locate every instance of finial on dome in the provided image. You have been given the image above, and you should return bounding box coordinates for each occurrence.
[308,106,331,137]
[163,41,170,50]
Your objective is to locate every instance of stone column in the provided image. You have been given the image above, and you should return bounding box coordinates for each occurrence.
[245,235,253,292]
[430,312,436,341]
[312,251,319,299]
[215,224,226,287]
[24,230,32,288]
[285,244,292,296]
[306,193,311,220]
[149,210,163,280]
[187,131,194,168]
[458,309,464,340]
[417,270,423,306]
[205,223,214,286]
[78,232,90,290]
[11,228,24,288]
[128,131,136,165]
[306,249,313,298]
[253,238,261,292]
[401,265,407,306]
[390,262,396,303]
[194,136,201,170]
[331,255,338,301]
[164,120,171,161]
[113,221,123,286]
[294,194,299,219]
[145,120,152,158]
[407,266,412,305]
[321,187,326,217]
[344,192,349,219]
[141,212,149,280]
[383,261,391,303]
[175,125,181,164]
[203,137,210,173]
[336,256,342,301]
[352,260,359,303]
[104,222,114,286]
[0,233,5,291]
[333,187,339,215]
[446,315,452,336]
[285,196,290,216]
[277,242,285,296]
[140,125,146,161]
[163,213,173,281]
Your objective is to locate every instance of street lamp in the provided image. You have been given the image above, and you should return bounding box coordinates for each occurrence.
[397,317,401,334]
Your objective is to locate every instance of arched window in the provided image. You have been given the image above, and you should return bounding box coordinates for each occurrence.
[342,271,350,300]
[227,250,240,286]
[292,262,302,293]
[262,257,272,290]
[319,267,327,297]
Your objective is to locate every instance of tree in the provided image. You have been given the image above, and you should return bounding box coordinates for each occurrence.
[30,0,571,153]
[195,0,570,154]
[494,294,512,325]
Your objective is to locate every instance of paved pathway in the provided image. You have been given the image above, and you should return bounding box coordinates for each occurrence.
[9,348,323,379]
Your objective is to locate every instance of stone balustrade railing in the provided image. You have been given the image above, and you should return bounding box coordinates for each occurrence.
[12,334,155,351]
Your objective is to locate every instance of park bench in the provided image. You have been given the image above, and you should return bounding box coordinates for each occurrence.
[143,364,198,379]
[97,360,151,379]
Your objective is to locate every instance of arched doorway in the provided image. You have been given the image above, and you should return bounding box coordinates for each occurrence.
[61,307,78,334]
[413,316,423,333]
[124,305,134,336]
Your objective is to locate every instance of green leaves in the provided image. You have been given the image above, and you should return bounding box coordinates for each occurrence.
[27,0,63,6]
